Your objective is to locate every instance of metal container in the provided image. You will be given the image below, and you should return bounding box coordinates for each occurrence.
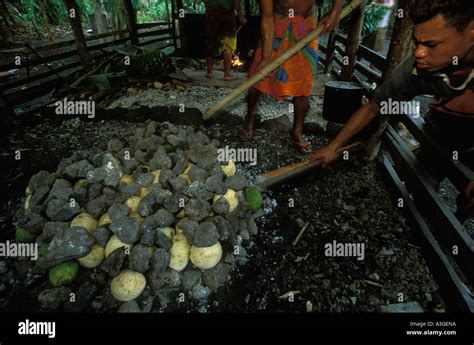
[322,81,365,124]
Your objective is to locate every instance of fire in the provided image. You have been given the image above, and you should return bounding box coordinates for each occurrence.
[232,55,244,67]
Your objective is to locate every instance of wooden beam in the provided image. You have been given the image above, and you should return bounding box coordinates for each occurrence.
[340,2,365,80]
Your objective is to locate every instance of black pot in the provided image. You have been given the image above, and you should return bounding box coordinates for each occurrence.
[322,81,365,124]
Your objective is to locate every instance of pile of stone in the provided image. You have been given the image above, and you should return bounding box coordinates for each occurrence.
[15,121,259,311]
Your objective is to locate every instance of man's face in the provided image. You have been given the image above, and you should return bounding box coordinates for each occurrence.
[413,14,473,73]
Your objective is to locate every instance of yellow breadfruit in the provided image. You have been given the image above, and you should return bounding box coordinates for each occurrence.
[98,213,112,227]
[111,269,146,302]
[213,189,239,213]
[129,212,144,222]
[105,235,131,257]
[125,196,142,214]
[179,163,193,184]
[139,187,149,198]
[119,175,135,185]
[190,242,222,270]
[78,245,105,268]
[70,213,98,233]
[220,160,236,177]
[151,170,161,184]
[169,229,190,272]
[74,179,87,187]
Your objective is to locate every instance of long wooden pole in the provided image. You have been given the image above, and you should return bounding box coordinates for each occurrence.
[340,1,365,81]
[203,0,364,119]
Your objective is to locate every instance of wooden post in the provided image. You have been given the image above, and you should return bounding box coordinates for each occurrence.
[176,0,187,53]
[364,0,414,161]
[63,0,93,71]
[92,0,108,35]
[122,0,139,45]
[323,28,338,74]
[340,2,365,81]
[382,0,413,80]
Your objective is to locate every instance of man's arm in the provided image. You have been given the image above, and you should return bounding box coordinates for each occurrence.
[258,0,274,71]
[311,99,380,166]
[234,0,247,25]
[320,0,343,33]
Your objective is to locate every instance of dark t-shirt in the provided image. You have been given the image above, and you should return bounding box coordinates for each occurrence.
[374,55,474,118]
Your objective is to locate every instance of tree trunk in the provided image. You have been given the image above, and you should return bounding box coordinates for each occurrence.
[122,0,139,45]
[63,0,93,71]
[323,28,338,74]
[340,2,365,81]
[382,0,413,80]
[93,0,108,34]
[176,0,186,53]
[244,0,251,16]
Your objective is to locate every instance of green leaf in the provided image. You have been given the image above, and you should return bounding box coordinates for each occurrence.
[89,74,112,90]
[113,44,141,57]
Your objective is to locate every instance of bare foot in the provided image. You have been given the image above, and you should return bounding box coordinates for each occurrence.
[290,132,312,153]
[240,122,255,141]
[224,73,238,81]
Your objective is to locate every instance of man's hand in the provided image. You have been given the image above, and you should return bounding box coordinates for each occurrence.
[239,15,247,26]
[463,181,474,219]
[257,57,271,72]
[310,144,339,167]
[320,11,340,33]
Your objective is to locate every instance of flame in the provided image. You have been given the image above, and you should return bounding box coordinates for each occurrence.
[232,55,244,67]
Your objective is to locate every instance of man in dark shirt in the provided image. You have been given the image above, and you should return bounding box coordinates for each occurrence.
[312,0,474,218]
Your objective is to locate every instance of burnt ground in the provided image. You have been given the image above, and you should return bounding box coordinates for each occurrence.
[0,111,442,313]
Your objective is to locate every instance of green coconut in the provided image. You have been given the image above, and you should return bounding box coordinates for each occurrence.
[15,228,35,243]
[244,187,263,212]
[48,261,79,287]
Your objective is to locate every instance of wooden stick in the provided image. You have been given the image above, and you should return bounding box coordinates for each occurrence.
[292,222,310,246]
[256,141,365,190]
[203,0,364,119]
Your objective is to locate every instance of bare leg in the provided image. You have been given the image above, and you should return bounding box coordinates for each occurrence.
[291,96,311,151]
[206,56,213,78]
[240,87,261,140]
[223,51,236,80]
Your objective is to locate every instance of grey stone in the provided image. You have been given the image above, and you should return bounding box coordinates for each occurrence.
[27,170,55,191]
[86,195,112,219]
[129,244,152,273]
[136,173,154,187]
[29,185,50,208]
[169,177,187,194]
[163,194,182,213]
[93,227,111,247]
[42,222,69,243]
[86,167,106,184]
[118,300,141,313]
[0,261,8,275]
[108,204,129,222]
[107,138,124,152]
[63,160,94,180]
[142,209,174,231]
[158,169,174,189]
[144,121,158,138]
[119,182,141,196]
[213,216,233,241]
[87,183,103,200]
[176,218,198,245]
[248,219,258,235]
[172,159,187,176]
[226,172,248,191]
[100,248,126,277]
[182,270,201,290]
[202,263,230,290]
[167,134,185,147]
[187,132,210,147]
[149,248,170,279]
[154,186,173,204]
[184,199,210,222]
[38,287,72,310]
[138,199,153,218]
[102,154,124,187]
[156,230,172,250]
[64,281,98,312]
[45,198,80,222]
[71,185,88,205]
[42,227,95,268]
[188,165,208,183]
[205,174,227,195]
[122,158,139,175]
[47,179,72,201]
[187,145,217,169]
[193,221,219,247]
[149,147,172,170]
[380,302,424,313]
[187,181,213,200]
[169,270,181,287]
[18,212,47,235]
[110,216,142,244]
[212,196,230,215]
[141,228,156,246]
[191,284,211,301]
